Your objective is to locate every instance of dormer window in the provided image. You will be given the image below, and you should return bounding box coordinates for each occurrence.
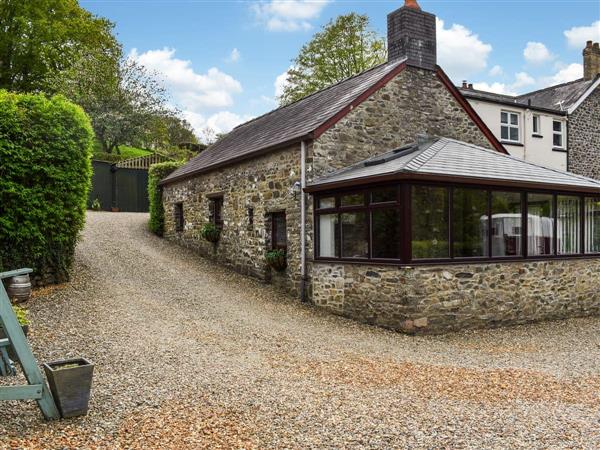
[501,111,520,143]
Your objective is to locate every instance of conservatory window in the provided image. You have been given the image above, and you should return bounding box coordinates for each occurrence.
[584,197,600,254]
[491,191,523,257]
[341,212,368,258]
[452,188,488,258]
[557,196,581,255]
[411,186,449,259]
[318,214,339,257]
[527,193,554,256]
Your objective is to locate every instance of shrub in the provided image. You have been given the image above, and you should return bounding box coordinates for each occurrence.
[265,249,287,272]
[0,91,93,284]
[200,223,220,243]
[148,161,184,236]
[91,198,101,211]
[11,305,29,326]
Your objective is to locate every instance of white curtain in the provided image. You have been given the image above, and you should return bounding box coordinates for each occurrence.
[319,214,337,257]
[585,198,600,253]
[557,196,580,255]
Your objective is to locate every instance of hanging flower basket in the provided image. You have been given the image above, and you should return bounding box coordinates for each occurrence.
[200,223,220,243]
[266,249,287,272]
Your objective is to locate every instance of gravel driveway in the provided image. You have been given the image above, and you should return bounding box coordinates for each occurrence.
[1,211,599,449]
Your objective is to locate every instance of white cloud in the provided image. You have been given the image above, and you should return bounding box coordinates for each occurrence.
[540,63,584,86]
[129,48,242,111]
[252,0,330,32]
[512,72,536,89]
[227,48,241,63]
[436,18,493,81]
[472,82,516,96]
[488,65,503,77]
[183,110,254,142]
[523,42,554,65]
[564,21,600,48]
[274,69,291,98]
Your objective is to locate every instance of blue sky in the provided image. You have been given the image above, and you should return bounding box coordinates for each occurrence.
[82,0,600,140]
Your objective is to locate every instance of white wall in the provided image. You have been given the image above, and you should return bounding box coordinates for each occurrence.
[467,99,568,171]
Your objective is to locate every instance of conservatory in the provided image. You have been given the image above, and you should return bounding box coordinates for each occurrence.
[306,137,600,333]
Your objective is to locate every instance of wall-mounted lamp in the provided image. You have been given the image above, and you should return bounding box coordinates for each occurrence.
[291,181,302,200]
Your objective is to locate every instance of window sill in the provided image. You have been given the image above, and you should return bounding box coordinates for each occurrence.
[552,147,568,153]
[501,141,524,147]
[531,134,543,139]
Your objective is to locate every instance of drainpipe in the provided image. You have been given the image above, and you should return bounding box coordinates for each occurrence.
[300,140,308,302]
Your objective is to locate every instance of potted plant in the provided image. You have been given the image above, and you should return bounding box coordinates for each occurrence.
[91,198,101,211]
[43,358,94,418]
[0,305,29,361]
[266,249,287,272]
[200,223,220,243]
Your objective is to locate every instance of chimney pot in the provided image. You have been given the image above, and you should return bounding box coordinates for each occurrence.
[462,80,468,88]
[404,0,421,10]
[586,40,593,48]
[468,83,473,89]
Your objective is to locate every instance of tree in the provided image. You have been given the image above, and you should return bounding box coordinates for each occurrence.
[140,113,198,150]
[279,13,387,106]
[56,55,169,153]
[0,0,120,93]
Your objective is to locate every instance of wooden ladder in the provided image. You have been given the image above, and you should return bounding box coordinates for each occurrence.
[0,268,60,420]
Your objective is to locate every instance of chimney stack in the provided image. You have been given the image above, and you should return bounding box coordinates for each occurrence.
[387,0,437,70]
[462,80,468,89]
[583,40,600,80]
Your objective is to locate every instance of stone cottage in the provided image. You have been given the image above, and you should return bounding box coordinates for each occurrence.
[160,0,600,333]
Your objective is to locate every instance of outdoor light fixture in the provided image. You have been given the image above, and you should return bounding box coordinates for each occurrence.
[291,181,302,199]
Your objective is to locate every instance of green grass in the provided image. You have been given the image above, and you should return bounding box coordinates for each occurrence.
[93,140,153,162]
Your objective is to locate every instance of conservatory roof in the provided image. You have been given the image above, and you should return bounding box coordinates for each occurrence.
[306,137,600,193]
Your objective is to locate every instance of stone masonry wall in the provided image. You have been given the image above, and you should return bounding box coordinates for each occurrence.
[312,260,600,334]
[162,144,304,296]
[309,66,494,179]
[568,86,600,179]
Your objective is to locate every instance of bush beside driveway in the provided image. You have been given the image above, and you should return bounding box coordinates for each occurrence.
[1,212,598,449]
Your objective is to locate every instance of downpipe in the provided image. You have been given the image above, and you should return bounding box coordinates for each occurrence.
[300,141,308,302]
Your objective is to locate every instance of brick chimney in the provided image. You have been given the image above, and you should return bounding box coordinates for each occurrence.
[387,0,437,70]
[583,40,600,80]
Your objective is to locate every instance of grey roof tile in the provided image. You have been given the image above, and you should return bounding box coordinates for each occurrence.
[163,60,406,184]
[309,137,600,192]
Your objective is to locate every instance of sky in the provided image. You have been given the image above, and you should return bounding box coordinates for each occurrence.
[82,0,600,141]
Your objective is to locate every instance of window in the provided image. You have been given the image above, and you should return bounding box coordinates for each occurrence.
[557,196,580,255]
[585,197,600,253]
[271,212,287,250]
[532,115,540,135]
[527,193,554,256]
[411,186,449,259]
[318,214,339,257]
[315,186,401,260]
[453,188,488,258]
[491,191,522,257]
[341,212,368,258]
[501,111,520,143]
[553,120,564,148]
[174,203,184,232]
[209,196,223,228]
[247,207,254,228]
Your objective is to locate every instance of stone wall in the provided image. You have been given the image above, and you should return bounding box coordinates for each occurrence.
[312,260,600,334]
[309,66,494,179]
[162,144,304,295]
[568,86,600,179]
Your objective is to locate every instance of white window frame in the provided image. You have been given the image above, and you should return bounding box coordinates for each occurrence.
[553,120,565,149]
[532,114,541,135]
[501,111,520,143]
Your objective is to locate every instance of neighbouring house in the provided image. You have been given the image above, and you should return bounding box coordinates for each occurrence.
[160,0,600,333]
[459,41,600,176]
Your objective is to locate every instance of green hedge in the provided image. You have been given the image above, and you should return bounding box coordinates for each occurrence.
[0,91,93,283]
[148,161,183,236]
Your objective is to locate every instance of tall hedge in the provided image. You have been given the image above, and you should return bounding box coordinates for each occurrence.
[0,91,93,284]
[148,161,183,236]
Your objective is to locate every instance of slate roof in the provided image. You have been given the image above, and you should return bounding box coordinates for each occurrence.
[162,59,406,184]
[459,76,599,113]
[307,137,600,192]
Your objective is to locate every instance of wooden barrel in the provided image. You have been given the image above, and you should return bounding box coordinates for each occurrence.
[6,274,32,303]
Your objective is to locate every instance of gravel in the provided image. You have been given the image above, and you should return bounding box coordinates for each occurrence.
[1,211,598,449]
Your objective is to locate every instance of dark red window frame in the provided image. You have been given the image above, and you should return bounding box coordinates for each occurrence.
[271,211,287,251]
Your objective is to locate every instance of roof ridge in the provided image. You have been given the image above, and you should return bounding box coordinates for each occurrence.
[442,137,600,186]
[516,78,585,99]
[231,59,404,131]
[404,138,442,171]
